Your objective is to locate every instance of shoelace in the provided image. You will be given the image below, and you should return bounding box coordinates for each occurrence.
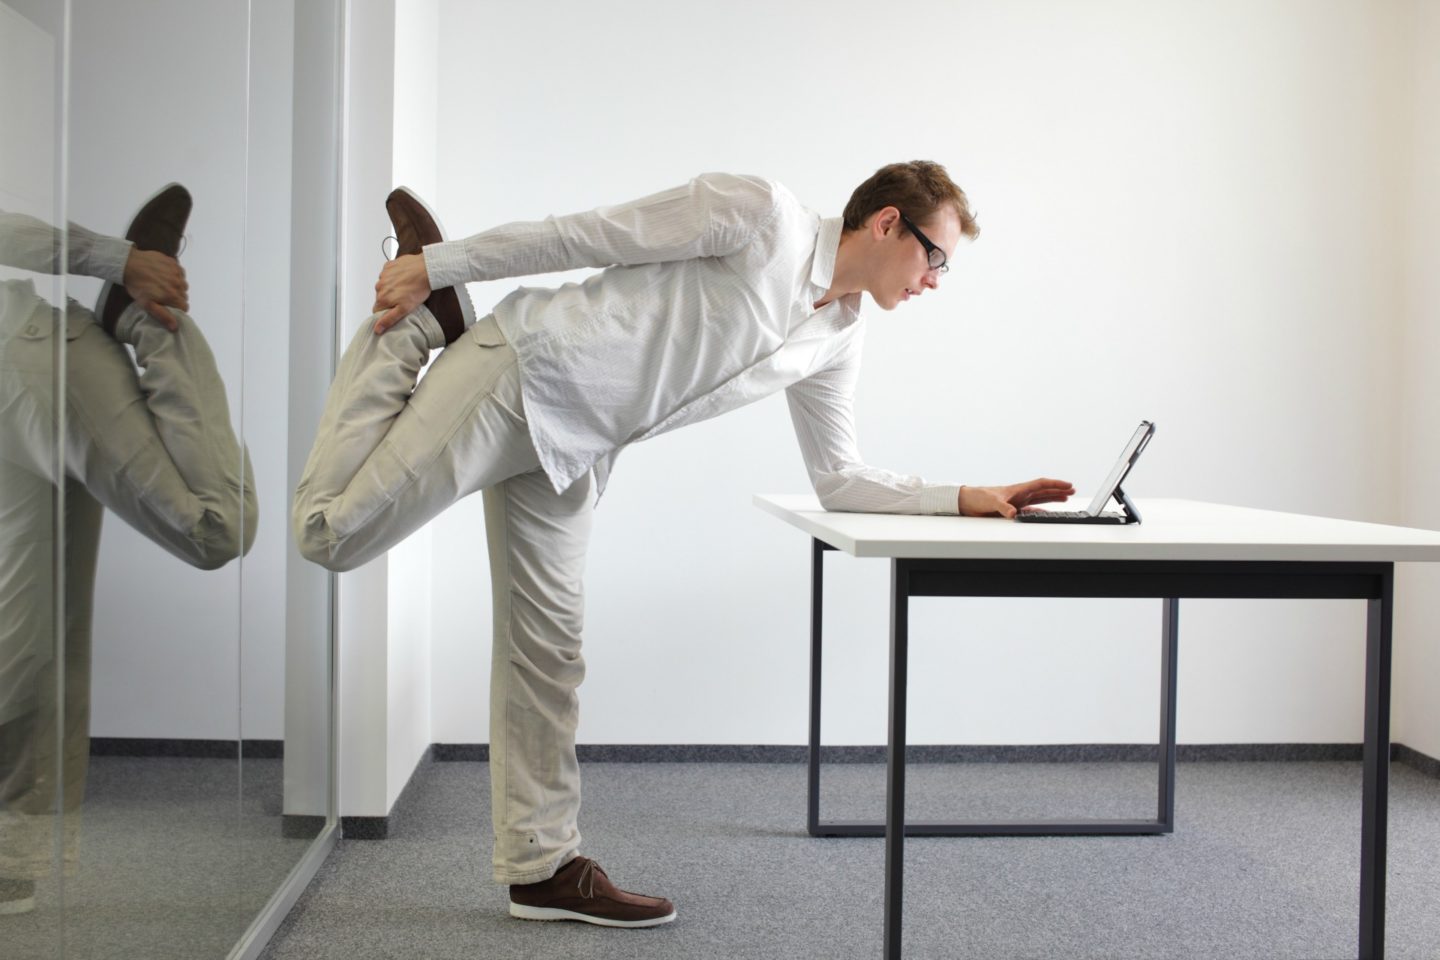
[575,858,608,899]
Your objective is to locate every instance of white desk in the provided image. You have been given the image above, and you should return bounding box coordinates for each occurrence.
[754,495,1440,960]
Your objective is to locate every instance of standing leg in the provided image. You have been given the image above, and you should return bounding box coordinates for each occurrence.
[489,468,676,928]
[484,467,594,886]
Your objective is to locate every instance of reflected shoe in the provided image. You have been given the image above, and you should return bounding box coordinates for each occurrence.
[384,186,474,345]
[0,878,35,916]
[509,856,676,928]
[97,182,192,336]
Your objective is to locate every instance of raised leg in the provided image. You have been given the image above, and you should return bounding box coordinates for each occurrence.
[292,314,535,571]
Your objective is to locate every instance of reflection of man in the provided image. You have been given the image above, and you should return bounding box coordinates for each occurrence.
[0,185,256,916]
[294,163,1074,926]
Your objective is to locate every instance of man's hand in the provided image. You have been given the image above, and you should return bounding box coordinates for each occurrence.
[123,248,188,331]
[371,253,431,334]
[958,478,1076,519]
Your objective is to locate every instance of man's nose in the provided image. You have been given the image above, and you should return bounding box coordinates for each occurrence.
[922,270,940,290]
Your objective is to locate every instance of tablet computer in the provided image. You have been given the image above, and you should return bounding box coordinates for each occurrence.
[1015,421,1155,525]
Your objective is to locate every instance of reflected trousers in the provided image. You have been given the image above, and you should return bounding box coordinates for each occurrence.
[292,309,591,884]
[0,280,254,881]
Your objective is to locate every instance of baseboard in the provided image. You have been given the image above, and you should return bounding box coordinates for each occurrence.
[338,744,435,841]
[83,738,1434,773]
[85,739,1438,843]
[89,738,283,759]
[431,742,1382,765]
[280,815,328,840]
[1394,743,1440,780]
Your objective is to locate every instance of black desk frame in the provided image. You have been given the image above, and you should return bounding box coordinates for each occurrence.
[803,539,1394,960]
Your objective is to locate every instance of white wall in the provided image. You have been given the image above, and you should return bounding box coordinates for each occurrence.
[386,0,441,808]
[333,0,396,816]
[424,0,1429,749]
[284,0,342,818]
[1395,0,1440,761]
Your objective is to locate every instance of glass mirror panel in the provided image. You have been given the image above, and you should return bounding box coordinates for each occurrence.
[1,1,67,957]
[237,0,340,936]
[2,2,339,958]
[63,0,252,955]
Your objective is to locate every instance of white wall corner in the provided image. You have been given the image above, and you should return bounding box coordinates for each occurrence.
[1393,0,1440,760]
[377,0,443,814]
[335,0,401,818]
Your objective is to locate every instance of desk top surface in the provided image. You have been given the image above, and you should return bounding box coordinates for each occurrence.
[753,495,1440,562]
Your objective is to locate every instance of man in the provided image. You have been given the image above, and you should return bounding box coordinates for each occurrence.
[0,185,256,917]
[292,161,1075,927]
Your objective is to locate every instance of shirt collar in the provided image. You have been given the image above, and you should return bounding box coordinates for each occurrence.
[809,217,843,292]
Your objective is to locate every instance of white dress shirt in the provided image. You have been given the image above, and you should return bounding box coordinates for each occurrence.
[422,173,961,515]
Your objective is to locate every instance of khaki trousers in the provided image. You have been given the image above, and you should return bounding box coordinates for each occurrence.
[0,282,254,882]
[293,309,591,884]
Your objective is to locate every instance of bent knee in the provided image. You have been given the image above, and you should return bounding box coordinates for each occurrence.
[292,512,361,572]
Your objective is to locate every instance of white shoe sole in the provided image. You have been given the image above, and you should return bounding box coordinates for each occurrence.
[0,897,35,915]
[509,901,676,928]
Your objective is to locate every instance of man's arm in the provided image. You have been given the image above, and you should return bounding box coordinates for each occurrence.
[785,338,964,514]
[371,173,783,330]
[785,340,1074,517]
[0,210,129,281]
[0,211,188,327]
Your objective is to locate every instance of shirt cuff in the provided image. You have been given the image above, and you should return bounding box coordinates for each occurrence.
[422,240,469,291]
[88,237,133,285]
[920,484,963,516]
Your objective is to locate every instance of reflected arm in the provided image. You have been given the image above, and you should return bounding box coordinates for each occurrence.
[0,210,130,282]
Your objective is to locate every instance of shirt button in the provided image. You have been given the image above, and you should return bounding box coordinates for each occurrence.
[24,324,37,335]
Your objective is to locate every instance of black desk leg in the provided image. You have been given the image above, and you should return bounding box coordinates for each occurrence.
[1158,598,1178,830]
[884,559,911,960]
[808,538,829,835]
[1359,566,1393,960]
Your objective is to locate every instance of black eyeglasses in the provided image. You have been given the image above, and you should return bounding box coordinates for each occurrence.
[898,211,949,274]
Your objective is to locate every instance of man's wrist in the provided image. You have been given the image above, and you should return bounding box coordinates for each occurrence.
[920,484,963,516]
[422,240,465,291]
[94,237,133,285]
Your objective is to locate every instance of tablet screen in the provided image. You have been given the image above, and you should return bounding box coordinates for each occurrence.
[1085,421,1155,515]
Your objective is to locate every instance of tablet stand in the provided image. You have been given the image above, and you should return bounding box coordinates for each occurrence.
[1113,485,1143,524]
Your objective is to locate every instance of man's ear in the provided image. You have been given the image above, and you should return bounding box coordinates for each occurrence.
[870,206,901,239]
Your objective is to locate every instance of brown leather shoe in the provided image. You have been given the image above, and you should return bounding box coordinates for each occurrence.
[509,856,676,928]
[384,186,473,344]
[97,183,191,336]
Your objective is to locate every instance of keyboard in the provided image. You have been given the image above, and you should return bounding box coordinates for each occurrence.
[1015,509,1127,524]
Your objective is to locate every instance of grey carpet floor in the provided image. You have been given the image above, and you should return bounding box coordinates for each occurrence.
[258,759,1440,960]
[6,756,320,960]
